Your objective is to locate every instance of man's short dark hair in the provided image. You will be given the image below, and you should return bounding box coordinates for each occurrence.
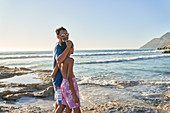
[55,27,67,35]
[60,42,73,52]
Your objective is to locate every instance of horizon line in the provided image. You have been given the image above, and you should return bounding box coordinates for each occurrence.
[0,48,154,52]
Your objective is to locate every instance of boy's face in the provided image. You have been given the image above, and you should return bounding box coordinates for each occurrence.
[58,30,69,41]
[70,45,74,55]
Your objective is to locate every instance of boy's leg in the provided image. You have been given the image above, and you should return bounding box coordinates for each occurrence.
[66,105,72,113]
[56,105,66,113]
[73,107,81,113]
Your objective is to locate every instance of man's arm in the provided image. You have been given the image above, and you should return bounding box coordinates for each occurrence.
[66,58,79,103]
[56,41,72,64]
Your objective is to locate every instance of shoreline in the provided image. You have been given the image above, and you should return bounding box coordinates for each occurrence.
[0,66,169,112]
[0,101,169,113]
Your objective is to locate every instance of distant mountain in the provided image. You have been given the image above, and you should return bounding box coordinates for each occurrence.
[140,32,170,49]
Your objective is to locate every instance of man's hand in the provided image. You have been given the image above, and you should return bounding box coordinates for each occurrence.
[65,40,72,49]
[51,73,55,78]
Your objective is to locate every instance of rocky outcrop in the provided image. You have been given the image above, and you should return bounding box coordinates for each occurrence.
[0,90,12,97]
[157,44,170,54]
[0,66,54,101]
[2,93,33,101]
[0,82,53,100]
[157,44,170,50]
[140,32,170,49]
[0,66,32,79]
[162,50,170,53]
[34,86,54,97]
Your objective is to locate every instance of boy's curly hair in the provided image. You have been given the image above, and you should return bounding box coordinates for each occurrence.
[55,26,67,35]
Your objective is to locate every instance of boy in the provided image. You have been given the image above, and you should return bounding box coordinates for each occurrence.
[52,26,72,113]
[52,41,81,113]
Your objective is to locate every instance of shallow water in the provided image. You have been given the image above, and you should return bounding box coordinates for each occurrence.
[15,96,55,108]
[76,74,170,108]
[0,87,20,92]
[0,49,169,108]
[0,73,42,84]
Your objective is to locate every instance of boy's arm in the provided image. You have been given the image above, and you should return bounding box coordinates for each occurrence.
[56,41,72,64]
[51,64,59,78]
[66,58,79,103]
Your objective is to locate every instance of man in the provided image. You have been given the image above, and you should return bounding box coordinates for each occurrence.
[52,26,72,113]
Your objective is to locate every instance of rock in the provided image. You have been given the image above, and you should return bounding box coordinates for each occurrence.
[117,107,123,111]
[19,67,32,71]
[162,104,170,111]
[157,47,162,50]
[2,93,33,101]
[36,82,52,90]
[2,94,21,101]
[162,44,170,49]
[162,50,170,54]
[164,91,170,100]
[0,66,32,79]
[0,72,14,79]
[157,104,163,109]
[0,66,9,69]
[88,108,94,111]
[156,44,170,54]
[0,90,13,97]
[34,86,54,97]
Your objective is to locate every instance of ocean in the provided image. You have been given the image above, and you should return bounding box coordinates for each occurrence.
[0,49,170,81]
[0,49,170,107]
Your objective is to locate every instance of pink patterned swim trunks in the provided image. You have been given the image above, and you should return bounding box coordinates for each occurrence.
[61,77,80,109]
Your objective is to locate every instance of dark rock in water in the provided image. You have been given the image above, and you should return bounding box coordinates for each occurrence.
[157,47,162,50]
[155,44,170,53]
[19,67,32,71]
[162,50,170,54]
[157,44,170,53]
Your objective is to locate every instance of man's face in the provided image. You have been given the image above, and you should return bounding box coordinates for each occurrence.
[58,30,69,41]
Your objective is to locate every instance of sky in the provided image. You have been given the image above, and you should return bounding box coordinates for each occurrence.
[0,0,170,51]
